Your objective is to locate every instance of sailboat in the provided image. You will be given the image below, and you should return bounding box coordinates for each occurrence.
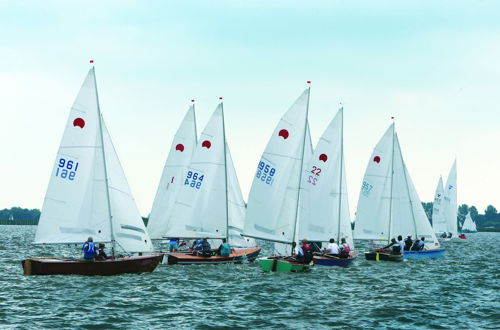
[442,160,458,238]
[147,102,198,240]
[353,123,444,261]
[461,213,477,233]
[163,100,260,265]
[243,85,312,272]
[431,176,448,238]
[22,66,163,276]
[299,108,358,267]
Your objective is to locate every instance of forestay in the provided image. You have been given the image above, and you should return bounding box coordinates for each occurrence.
[147,105,197,239]
[34,68,153,253]
[443,160,458,237]
[244,88,310,244]
[299,108,353,248]
[431,176,447,234]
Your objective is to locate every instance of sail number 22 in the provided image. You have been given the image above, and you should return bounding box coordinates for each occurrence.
[256,161,276,185]
[55,158,79,181]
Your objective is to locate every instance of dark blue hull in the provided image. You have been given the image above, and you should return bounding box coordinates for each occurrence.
[313,252,358,267]
[403,248,445,259]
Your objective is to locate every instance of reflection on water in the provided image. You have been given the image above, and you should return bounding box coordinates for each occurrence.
[0,226,498,329]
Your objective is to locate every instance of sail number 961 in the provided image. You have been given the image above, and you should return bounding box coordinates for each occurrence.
[184,171,204,189]
[256,161,276,185]
[56,158,79,181]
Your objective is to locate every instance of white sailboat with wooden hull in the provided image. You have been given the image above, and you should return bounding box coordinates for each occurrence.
[298,108,357,267]
[353,123,444,261]
[243,85,312,272]
[164,100,260,265]
[23,66,163,276]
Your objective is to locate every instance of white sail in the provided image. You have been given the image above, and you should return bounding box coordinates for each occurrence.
[354,124,439,249]
[353,124,395,241]
[147,105,197,239]
[431,176,447,234]
[243,88,310,244]
[165,104,228,239]
[443,160,458,236]
[299,108,353,248]
[34,68,152,253]
[461,213,477,232]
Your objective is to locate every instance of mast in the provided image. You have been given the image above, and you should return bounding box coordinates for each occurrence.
[192,99,198,146]
[387,123,395,243]
[92,64,116,257]
[336,107,344,242]
[398,137,418,238]
[220,98,230,243]
[290,82,311,253]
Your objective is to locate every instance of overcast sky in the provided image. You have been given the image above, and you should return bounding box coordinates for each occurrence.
[1,1,500,217]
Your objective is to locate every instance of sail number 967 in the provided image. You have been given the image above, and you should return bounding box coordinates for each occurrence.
[184,171,204,189]
[256,161,276,185]
[56,158,79,181]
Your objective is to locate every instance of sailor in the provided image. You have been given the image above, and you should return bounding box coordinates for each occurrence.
[441,232,447,238]
[96,243,108,260]
[417,237,425,250]
[168,238,179,252]
[82,237,97,261]
[217,238,231,257]
[339,238,351,258]
[300,239,313,264]
[397,235,405,253]
[324,238,340,256]
[447,232,453,239]
[192,239,203,252]
[410,239,421,251]
[404,235,413,251]
[199,238,212,257]
[383,238,401,254]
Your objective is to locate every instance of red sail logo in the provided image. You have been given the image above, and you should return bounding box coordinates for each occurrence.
[278,129,289,139]
[73,118,85,129]
[175,144,184,152]
[202,140,211,149]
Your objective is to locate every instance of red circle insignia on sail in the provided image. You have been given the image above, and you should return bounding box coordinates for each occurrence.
[278,129,289,139]
[73,118,85,129]
[202,140,211,149]
[175,144,184,152]
[373,156,381,163]
[319,154,328,162]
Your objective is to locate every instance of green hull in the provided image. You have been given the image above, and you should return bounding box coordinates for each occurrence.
[259,258,311,272]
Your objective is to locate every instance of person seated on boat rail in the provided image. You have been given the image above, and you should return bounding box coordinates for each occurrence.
[191,239,203,252]
[217,238,231,257]
[410,237,425,251]
[339,238,351,258]
[324,238,340,256]
[447,232,453,239]
[198,238,212,257]
[404,235,413,251]
[397,235,405,253]
[298,239,313,264]
[382,238,401,255]
[96,243,108,261]
[82,237,98,261]
[441,232,448,239]
[168,238,179,252]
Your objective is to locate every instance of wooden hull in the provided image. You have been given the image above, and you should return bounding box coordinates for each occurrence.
[313,251,358,267]
[364,251,404,262]
[259,257,311,272]
[403,248,445,259]
[166,247,261,265]
[22,253,164,276]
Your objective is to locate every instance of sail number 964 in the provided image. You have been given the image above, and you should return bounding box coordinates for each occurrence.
[56,158,79,181]
[184,171,204,189]
[256,161,276,185]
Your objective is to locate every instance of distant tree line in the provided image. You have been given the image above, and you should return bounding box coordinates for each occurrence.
[0,207,40,222]
[422,202,500,230]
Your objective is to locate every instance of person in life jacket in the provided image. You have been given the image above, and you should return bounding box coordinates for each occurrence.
[299,239,313,264]
[339,238,351,258]
[82,237,98,261]
[96,243,108,261]
[198,238,212,257]
[382,238,401,254]
[404,235,413,251]
[217,238,231,257]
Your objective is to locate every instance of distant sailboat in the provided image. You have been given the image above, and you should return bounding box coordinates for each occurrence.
[432,176,448,236]
[243,86,312,272]
[147,103,198,240]
[299,107,358,267]
[353,123,444,261]
[8,213,14,221]
[442,160,458,238]
[22,66,163,275]
[164,100,260,264]
[461,213,477,233]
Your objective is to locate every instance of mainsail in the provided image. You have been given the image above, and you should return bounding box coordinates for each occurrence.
[34,68,153,253]
[461,213,477,232]
[431,176,447,234]
[354,123,439,249]
[299,108,353,248]
[243,88,310,244]
[443,160,458,237]
[147,105,197,239]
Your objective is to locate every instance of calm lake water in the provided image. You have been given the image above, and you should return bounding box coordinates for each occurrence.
[0,225,498,329]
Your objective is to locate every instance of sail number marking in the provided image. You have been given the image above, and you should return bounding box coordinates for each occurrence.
[361,181,373,197]
[256,161,276,185]
[184,171,204,189]
[55,158,79,181]
[307,166,322,185]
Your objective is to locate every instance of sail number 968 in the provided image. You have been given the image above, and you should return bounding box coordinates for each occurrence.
[55,158,79,181]
[256,161,276,185]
